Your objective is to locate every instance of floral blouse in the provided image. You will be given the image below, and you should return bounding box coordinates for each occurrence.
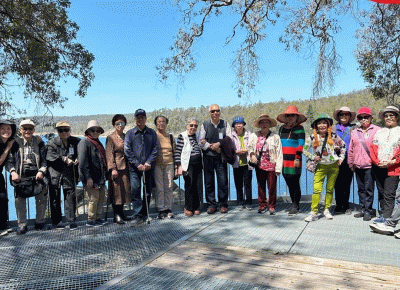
[303,133,346,165]
[256,136,275,171]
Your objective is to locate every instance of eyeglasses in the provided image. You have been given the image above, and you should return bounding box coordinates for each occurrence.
[339,113,351,117]
[115,122,126,127]
[357,116,370,120]
[384,114,397,119]
[89,129,102,133]
[188,124,198,128]
[210,110,220,113]
[21,127,34,131]
[57,128,70,133]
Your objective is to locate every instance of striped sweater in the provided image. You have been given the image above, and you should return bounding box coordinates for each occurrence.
[279,125,305,175]
[174,133,202,166]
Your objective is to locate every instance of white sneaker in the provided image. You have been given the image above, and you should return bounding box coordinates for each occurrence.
[305,212,318,222]
[369,223,395,235]
[324,209,333,220]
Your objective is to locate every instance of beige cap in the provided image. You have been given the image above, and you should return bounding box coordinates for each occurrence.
[55,121,71,128]
[85,120,104,135]
[19,119,35,127]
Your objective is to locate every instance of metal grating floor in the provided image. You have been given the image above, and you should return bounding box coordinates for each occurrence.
[0,203,399,289]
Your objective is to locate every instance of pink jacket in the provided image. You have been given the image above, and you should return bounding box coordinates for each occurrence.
[348,124,380,169]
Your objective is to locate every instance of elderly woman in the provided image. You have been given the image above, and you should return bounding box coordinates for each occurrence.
[231,116,253,209]
[78,120,107,227]
[0,120,17,235]
[348,108,380,221]
[249,114,283,215]
[154,115,176,219]
[333,107,356,215]
[369,106,400,224]
[277,106,307,215]
[303,114,346,222]
[175,118,203,217]
[106,114,132,224]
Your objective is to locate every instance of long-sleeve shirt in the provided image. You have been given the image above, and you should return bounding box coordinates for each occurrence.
[175,132,202,167]
[124,126,158,168]
[279,125,305,175]
[370,126,400,176]
[303,132,346,165]
[348,124,380,169]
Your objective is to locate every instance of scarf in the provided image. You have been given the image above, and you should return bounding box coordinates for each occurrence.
[85,134,107,168]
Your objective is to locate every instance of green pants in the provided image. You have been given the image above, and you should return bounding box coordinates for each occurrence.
[311,163,339,213]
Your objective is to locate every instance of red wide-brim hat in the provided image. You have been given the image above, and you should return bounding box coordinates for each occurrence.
[276,106,307,125]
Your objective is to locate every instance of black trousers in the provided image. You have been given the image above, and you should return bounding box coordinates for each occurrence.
[49,175,76,224]
[283,174,302,209]
[203,154,228,208]
[233,166,252,206]
[334,162,353,211]
[355,168,375,214]
[0,173,8,230]
[183,163,202,211]
[372,165,399,218]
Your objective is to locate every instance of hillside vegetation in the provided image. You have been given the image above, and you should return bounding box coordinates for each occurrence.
[34,89,386,136]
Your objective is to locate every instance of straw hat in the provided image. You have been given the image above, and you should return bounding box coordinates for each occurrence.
[55,121,71,128]
[378,106,400,120]
[252,114,277,128]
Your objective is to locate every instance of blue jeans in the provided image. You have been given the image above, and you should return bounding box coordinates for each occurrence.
[130,166,154,218]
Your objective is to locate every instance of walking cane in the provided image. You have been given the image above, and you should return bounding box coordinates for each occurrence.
[143,172,151,224]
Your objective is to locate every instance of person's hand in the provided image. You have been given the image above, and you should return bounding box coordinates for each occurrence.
[314,155,321,162]
[337,159,343,166]
[11,171,20,182]
[378,161,389,168]
[177,166,183,176]
[144,163,151,171]
[236,149,248,155]
[294,159,300,168]
[210,143,217,151]
[215,148,221,154]
[86,178,93,188]
[66,158,74,166]
[73,159,79,166]
[111,169,118,180]
[200,139,206,145]
[36,171,44,181]
[137,164,145,171]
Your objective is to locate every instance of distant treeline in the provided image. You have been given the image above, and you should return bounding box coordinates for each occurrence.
[33,89,385,136]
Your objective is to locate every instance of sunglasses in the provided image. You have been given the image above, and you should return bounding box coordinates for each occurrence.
[188,124,198,128]
[57,128,70,133]
[339,113,351,117]
[89,129,102,133]
[210,110,220,113]
[115,122,126,127]
[286,114,297,117]
[22,127,34,131]
[357,116,370,120]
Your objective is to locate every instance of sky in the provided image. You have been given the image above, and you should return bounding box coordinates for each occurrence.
[15,0,374,117]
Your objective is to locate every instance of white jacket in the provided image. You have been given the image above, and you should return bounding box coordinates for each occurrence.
[248,131,283,174]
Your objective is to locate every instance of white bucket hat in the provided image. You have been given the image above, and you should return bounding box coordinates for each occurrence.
[85,120,104,135]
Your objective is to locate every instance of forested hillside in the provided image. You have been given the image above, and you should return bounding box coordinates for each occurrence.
[34,89,385,136]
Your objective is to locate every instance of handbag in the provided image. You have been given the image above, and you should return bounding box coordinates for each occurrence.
[13,176,45,198]
[249,133,269,168]
[306,135,328,173]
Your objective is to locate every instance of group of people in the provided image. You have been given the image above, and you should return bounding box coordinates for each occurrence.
[0,103,399,239]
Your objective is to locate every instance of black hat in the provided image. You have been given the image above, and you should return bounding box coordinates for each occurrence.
[135,109,146,117]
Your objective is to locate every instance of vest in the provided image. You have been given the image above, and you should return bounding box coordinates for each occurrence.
[203,119,227,157]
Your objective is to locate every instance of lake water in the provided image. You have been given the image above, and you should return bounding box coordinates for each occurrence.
[6,136,379,221]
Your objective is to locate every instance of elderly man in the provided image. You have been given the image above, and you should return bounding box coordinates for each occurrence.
[199,104,232,214]
[46,121,80,230]
[124,109,158,225]
[7,119,47,235]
